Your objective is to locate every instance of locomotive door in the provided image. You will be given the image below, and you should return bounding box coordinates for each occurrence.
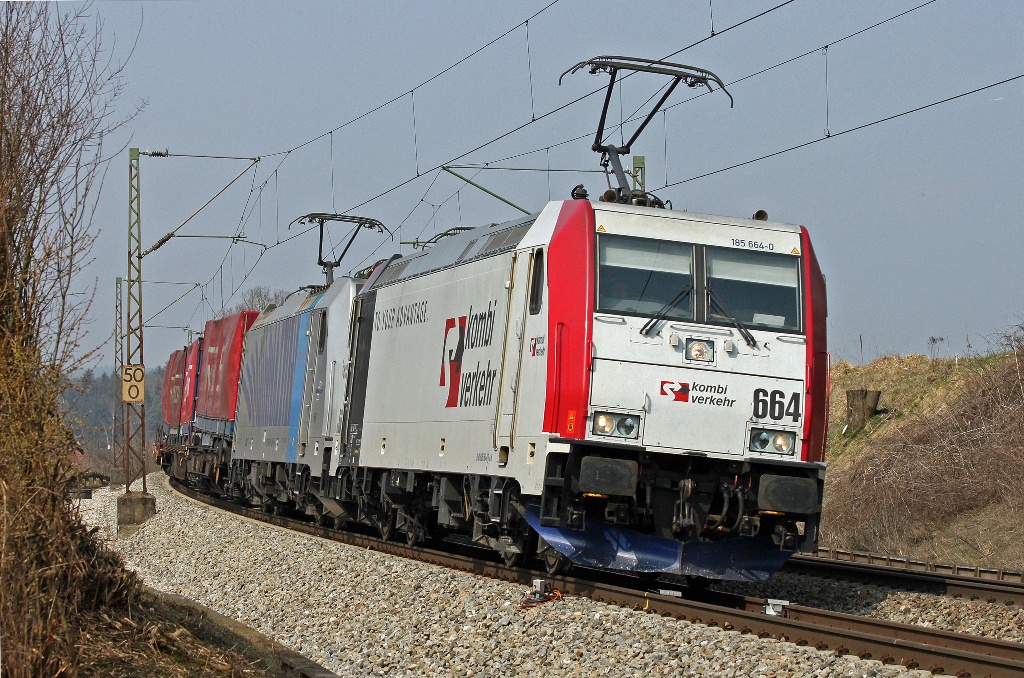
[495,249,533,456]
[299,310,328,457]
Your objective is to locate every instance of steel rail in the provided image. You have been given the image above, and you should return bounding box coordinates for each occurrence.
[809,547,1024,582]
[170,480,1024,678]
[791,552,1024,607]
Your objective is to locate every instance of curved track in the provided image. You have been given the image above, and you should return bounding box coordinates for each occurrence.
[170,480,1024,677]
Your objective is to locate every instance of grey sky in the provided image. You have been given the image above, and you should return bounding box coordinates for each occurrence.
[84,0,1024,370]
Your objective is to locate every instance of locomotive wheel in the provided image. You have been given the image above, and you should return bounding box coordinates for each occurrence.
[378,509,397,541]
[405,527,420,547]
[500,484,530,568]
[502,548,525,568]
[543,550,568,576]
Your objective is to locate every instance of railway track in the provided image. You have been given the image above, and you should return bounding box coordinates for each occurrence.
[170,480,1024,677]
[791,550,1024,607]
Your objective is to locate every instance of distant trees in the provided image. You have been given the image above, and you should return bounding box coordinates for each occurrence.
[216,284,292,317]
[64,365,165,475]
[0,4,140,674]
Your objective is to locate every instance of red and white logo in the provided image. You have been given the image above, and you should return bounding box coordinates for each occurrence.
[660,381,690,402]
[440,302,498,408]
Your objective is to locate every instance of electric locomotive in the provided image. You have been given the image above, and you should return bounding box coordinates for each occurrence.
[158,57,829,581]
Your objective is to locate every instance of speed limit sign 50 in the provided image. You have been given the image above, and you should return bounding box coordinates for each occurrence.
[122,365,145,403]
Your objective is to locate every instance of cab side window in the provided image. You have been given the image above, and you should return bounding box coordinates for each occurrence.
[528,249,545,315]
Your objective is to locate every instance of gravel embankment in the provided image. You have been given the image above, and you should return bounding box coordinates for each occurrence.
[79,475,941,677]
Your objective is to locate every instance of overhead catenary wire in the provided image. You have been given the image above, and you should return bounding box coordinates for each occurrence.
[446,164,604,173]
[264,0,802,250]
[526,19,536,120]
[142,158,259,256]
[260,0,564,160]
[339,71,1024,280]
[823,45,831,137]
[144,283,201,325]
[411,90,420,176]
[142,151,259,161]
[474,0,940,173]
[142,0,800,327]
[186,0,798,297]
[145,0,939,324]
[655,72,1024,190]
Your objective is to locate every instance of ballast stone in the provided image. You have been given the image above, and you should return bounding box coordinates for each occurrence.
[79,474,947,678]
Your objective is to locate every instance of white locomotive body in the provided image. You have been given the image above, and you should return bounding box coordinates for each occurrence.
[161,196,828,580]
[157,55,831,581]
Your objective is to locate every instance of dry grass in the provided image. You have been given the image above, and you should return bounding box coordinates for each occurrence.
[0,350,269,676]
[821,328,1024,569]
[75,591,263,677]
[0,348,138,676]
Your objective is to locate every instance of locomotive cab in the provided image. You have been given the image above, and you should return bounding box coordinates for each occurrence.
[529,200,828,580]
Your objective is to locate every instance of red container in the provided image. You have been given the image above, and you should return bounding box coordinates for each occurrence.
[179,338,202,427]
[196,311,259,422]
[161,349,186,427]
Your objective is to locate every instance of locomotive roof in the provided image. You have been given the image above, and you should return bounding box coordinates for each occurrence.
[369,212,537,289]
[593,200,804,234]
[248,276,360,331]
[368,200,803,291]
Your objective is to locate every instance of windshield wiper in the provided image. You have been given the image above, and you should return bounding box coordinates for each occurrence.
[640,283,693,336]
[707,286,758,348]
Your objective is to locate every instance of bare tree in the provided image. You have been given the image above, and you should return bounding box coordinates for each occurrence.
[0,4,140,675]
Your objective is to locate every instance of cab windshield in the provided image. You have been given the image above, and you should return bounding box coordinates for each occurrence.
[706,247,801,331]
[597,234,694,321]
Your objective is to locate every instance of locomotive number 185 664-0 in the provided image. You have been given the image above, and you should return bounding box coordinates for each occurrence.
[731,238,775,251]
[752,389,801,421]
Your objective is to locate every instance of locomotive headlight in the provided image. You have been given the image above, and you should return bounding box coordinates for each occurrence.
[772,432,794,454]
[616,416,637,437]
[685,338,714,362]
[594,413,616,435]
[749,428,796,455]
[750,429,772,452]
[592,412,641,439]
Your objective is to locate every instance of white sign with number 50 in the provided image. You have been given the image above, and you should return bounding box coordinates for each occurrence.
[122,365,145,403]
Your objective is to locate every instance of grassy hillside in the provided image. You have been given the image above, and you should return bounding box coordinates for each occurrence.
[821,331,1024,570]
